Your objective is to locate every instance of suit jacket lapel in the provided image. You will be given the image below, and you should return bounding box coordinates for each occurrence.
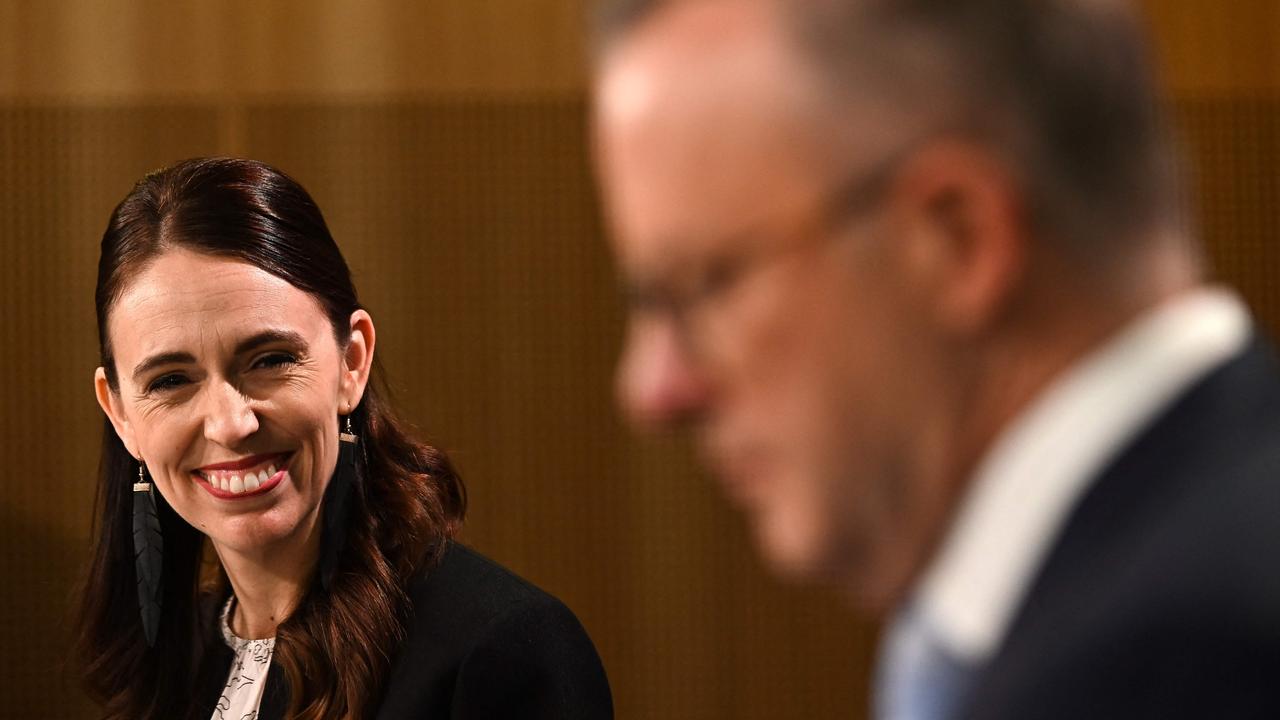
[257,662,289,720]
[961,335,1280,717]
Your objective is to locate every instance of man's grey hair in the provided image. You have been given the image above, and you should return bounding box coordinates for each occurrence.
[594,0,1184,253]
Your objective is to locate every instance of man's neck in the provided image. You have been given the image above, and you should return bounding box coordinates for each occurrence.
[877,238,1204,610]
[969,237,1202,485]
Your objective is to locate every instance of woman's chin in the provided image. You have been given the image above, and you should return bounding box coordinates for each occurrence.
[207,508,312,557]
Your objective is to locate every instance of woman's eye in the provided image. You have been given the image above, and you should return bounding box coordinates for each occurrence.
[147,374,189,393]
[253,352,298,370]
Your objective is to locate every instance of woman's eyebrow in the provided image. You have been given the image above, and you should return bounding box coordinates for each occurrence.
[234,329,308,356]
[131,351,196,384]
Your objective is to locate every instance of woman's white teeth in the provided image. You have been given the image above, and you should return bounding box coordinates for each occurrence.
[210,467,277,494]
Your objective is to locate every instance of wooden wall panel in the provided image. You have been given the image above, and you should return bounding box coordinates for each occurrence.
[1142,0,1280,96]
[0,1,589,99]
[1181,98,1280,337]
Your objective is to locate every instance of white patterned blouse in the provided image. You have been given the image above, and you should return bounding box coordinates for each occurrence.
[210,596,276,720]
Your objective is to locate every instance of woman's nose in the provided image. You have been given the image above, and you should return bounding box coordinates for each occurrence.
[202,381,260,446]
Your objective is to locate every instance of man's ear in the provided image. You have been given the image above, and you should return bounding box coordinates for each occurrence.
[341,310,376,411]
[95,367,140,458]
[887,139,1027,335]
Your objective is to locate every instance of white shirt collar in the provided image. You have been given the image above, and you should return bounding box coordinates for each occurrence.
[912,287,1251,661]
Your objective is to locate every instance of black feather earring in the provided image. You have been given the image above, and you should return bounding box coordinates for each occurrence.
[320,414,359,591]
[133,461,164,647]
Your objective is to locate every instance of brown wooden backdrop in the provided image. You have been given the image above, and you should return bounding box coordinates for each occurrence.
[0,2,1275,718]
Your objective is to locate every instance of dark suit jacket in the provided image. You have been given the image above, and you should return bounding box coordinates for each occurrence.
[962,337,1280,718]
[198,542,613,719]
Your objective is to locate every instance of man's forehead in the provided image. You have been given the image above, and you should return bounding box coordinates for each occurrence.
[596,14,798,294]
[600,0,801,107]
[623,0,781,47]
[597,5,831,202]
[595,0,906,192]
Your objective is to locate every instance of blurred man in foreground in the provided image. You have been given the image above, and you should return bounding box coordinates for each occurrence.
[591,0,1280,716]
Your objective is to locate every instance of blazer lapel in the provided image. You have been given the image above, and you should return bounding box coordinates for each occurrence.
[256,661,290,720]
[961,335,1280,717]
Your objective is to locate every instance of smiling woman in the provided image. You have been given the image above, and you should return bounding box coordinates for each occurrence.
[73,158,613,720]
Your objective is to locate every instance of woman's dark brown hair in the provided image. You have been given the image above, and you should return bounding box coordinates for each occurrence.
[74,157,466,719]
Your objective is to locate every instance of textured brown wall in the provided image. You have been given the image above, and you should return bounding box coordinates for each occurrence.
[0,2,1275,719]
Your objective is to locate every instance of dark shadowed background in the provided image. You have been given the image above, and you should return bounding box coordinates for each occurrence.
[0,1,1276,717]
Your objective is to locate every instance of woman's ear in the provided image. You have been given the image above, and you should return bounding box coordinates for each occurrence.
[341,309,376,411]
[95,367,140,458]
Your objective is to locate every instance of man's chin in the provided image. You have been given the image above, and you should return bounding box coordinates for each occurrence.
[751,512,899,613]
[751,511,841,583]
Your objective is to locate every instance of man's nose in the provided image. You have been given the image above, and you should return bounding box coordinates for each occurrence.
[617,320,712,430]
[202,380,260,446]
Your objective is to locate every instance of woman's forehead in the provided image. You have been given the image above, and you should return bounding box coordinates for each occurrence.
[108,250,332,361]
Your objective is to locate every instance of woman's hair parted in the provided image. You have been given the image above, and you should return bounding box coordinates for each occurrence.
[75,157,466,719]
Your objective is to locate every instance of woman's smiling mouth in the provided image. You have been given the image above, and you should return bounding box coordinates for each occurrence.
[194,452,292,499]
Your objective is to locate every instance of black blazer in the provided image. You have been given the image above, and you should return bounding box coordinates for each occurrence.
[198,542,613,719]
[962,337,1280,718]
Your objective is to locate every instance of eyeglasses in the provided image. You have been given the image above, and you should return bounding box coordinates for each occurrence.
[620,142,911,363]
